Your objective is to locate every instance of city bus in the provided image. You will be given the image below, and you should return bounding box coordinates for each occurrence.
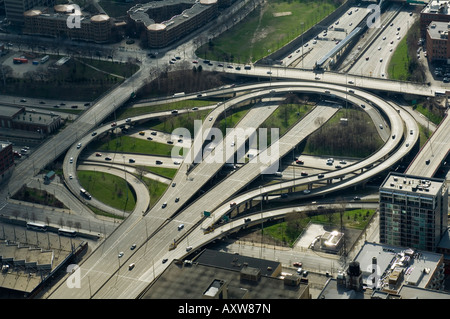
[58,228,77,237]
[26,222,47,231]
[40,55,49,64]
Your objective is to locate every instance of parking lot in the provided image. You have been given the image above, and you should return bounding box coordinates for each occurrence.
[1,51,54,78]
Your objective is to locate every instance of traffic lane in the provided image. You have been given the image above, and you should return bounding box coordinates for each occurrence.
[83,152,182,169]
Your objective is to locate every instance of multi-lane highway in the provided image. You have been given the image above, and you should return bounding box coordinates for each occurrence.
[406,113,450,177]
[1,0,448,300]
[47,75,423,298]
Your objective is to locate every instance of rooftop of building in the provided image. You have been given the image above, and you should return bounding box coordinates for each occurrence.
[0,105,25,119]
[0,141,12,150]
[318,242,449,299]
[24,5,110,23]
[422,0,450,15]
[13,108,60,126]
[140,249,308,299]
[128,0,217,30]
[380,172,446,197]
[427,20,450,39]
[353,242,444,290]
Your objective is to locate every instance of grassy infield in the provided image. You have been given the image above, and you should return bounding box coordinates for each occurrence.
[77,0,436,243]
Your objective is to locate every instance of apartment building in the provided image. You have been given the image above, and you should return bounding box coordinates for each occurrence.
[426,20,450,63]
[4,0,54,24]
[379,172,448,252]
[22,4,112,43]
[420,0,450,38]
[127,0,219,48]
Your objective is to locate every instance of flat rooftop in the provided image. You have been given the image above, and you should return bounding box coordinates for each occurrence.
[0,105,24,119]
[422,0,450,15]
[353,242,444,289]
[380,172,445,197]
[427,20,450,39]
[128,0,217,30]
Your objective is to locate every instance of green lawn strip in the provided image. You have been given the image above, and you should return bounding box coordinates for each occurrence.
[117,100,216,120]
[78,170,136,212]
[387,36,409,80]
[216,104,254,135]
[143,166,178,179]
[142,177,168,207]
[148,109,212,137]
[196,0,339,63]
[413,104,444,125]
[97,135,177,157]
[259,103,313,145]
[418,123,432,149]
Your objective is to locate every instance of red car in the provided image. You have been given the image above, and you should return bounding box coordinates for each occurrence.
[111,122,117,127]
[296,160,304,164]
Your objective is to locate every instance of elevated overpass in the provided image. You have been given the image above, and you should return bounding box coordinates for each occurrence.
[405,113,450,178]
[49,79,416,299]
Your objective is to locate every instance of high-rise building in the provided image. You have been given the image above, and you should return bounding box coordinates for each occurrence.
[379,172,448,252]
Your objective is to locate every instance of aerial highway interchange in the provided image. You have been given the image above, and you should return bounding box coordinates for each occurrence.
[0,0,448,299]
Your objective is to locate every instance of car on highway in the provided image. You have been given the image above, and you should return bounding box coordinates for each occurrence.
[111,122,117,127]
[162,202,167,208]
[178,224,184,231]
[69,157,73,163]
[20,99,27,102]
[105,157,112,161]
[162,258,168,264]
[353,196,361,201]
[69,174,73,179]
[301,171,308,176]
[156,160,163,165]
[118,252,124,258]
[303,189,311,194]
[77,143,82,149]
[129,158,135,163]
[128,263,135,270]
[91,132,97,136]
[96,152,102,157]
[175,197,179,203]
[293,262,302,267]
[130,244,136,250]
